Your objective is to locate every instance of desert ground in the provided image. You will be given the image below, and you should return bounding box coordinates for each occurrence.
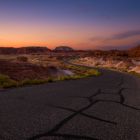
[72,56,140,74]
[71,45,140,76]
[0,46,140,88]
[0,49,100,88]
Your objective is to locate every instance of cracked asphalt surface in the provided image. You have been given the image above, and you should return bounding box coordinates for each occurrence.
[0,68,140,140]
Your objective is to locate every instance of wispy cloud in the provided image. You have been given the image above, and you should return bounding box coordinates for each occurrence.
[90,30,140,42]
[111,30,140,40]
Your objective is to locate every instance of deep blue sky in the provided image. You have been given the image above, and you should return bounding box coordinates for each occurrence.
[0,0,140,49]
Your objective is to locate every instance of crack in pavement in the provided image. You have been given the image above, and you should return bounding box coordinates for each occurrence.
[28,100,100,140]
[28,89,118,140]
[28,75,140,140]
[68,89,101,104]
[68,88,140,111]
[118,88,125,104]
[47,104,116,125]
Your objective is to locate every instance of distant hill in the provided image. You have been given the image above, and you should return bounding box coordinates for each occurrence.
[0,46,51,54]
[17,46,51,54]
[0,45,140,57]
[54,46,74,52]
[88,45,140,58]
[0,47,17,54]
[128,45,140,57]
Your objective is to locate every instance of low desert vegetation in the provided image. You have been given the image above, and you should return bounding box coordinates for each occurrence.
[72,56,140,75]
[0,75,50,89]
[0,52,101,89]
[0,64,100,88]
[57,69,100,81]
[0,74,17,88]
[19,79,48,86]
[57,64,101,80]
[1,45,140,89]
[129,71,140,78]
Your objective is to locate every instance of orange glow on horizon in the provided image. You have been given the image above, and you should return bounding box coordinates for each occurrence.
[0,21,140,50]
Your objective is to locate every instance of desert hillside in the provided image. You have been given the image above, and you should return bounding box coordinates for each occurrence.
[128,45,140,57]
[0,46,51,54]
[71,45,140,74]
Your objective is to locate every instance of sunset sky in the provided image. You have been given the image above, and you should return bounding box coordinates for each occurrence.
[0,0,140,50]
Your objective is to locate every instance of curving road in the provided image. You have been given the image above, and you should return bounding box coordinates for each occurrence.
[0,68,140,140]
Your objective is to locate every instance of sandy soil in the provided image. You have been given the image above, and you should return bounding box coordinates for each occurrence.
[72,57,140,73]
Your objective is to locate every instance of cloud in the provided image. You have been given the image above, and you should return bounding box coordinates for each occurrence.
[90,30,140,42]
[111,30,140,40]
[89,37,105,42]
[96,45,134,50]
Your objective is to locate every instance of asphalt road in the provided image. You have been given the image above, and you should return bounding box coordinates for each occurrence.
[0,69,140,140]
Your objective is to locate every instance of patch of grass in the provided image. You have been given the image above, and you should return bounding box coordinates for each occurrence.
[56,69,101,81]
[66,65,88,71]
[0,74,17,88]
[129,71,140,78]
[85,69,101,76]
[0,65,101,89]
[19,79,48,86]
[66,63,101,78]
[71,75,87,79]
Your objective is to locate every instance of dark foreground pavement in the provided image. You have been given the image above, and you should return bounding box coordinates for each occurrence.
[0,69,140,140]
